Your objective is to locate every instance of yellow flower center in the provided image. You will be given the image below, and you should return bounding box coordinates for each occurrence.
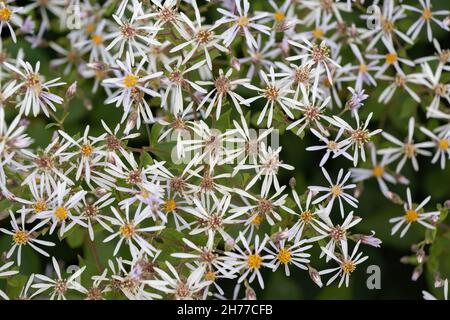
[204,271,216,282]
[80,144,93,156]
[372,165,384,177]
[422,8,432,20]
[312,28,325,39]
[330,185,342,197]
[359,63,368,73]
[251,213,263,225]
[123,74,138,88]
[33,199,47,213]
[54,207,68,221]
[438,139,449,150]
[385,53,397,65]
[91,34,103,45]
[404,143,416,158]
[237,15,249,27]
[120,223,135,238]
[247,254,262,269]
[274,11,285,22]
[404,209,418,222]
[13,230,29,245]
[300,210,313,223]
[277,248,292,264]
[164,199,177,212]
[342,260,356,274]
[0,7,12,22]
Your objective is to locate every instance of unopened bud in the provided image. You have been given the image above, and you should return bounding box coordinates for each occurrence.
[353,185,363,198]
[434,274,444,288]
[384,191,403,205]
[224,238,235,251]
[244,282,257,300]
[289,177,296,189]
[271,229,289,243]
[411,265,423,281]
[416,249,426,264]
[84,99,93,111]
[230,57,240,71]
[87,61,108,71]
[308,266,323,288]
[95,188,107,197]
[66,81,77,99]
[353,231,382,248]
[444,200,450,209]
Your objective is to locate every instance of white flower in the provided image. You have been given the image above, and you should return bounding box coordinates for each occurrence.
[215,0,270,49]
[31,257,86,300]
[350,144,397,195]
[236,143,293,194]
[378,117,434,173]
[403,0,450,42]
[223,233,274,289]
[4,59,66,117]
[326,112,382,166]
[161,57,207,114]
[264,237,312,276]
[0,210,55,266]
[197,68,249,118]
[306,127,353,167]
[389,188,439,238]
[105,1,160,62]
[78,192,115,241]
[309,167,358,217]
[0,0,23,43]
[102,53,162,124]
[103,204,165,258]
[319,241,368,287]
[145,261,210,300]
[419,126,450,169]
[38,181,87,237]
[288,190,328,243]
[241,67,300,128]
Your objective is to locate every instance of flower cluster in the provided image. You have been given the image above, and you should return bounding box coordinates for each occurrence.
[0,0,449,300]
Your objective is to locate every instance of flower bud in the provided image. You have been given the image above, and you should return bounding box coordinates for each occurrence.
[66,81,77,99]
[411,265,423,281]
[95,188,108,197]
[87,61,108,71]
[230,57,240,71]
[224,238,235,251]
[289,177,296,189]
[416,249,426,264]
[353,231,382,248]
[308,266,323,288]
[444,200,450,209]
[384,191,403,205]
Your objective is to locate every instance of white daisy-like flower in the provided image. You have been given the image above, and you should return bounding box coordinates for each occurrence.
[306,127,353,167]
[319,240,368,287]
[4,59,66,117]
[0,210,55,266]
[31,257,86,300]
[264,237,312,276]
[103,204,165,258]
[145,261,211,300]
[215,0,270,49]
[350,144,397,195]
[403,0,450,42]
[78,192,115,241]
[197,68,249,119]
[389,188,439,238]
[378,117,435,173]
[241,67,300,128]
[38,181,87,237]
[0,0,23,43]
[309,167,358,217]
[419,126,450,169]
[223,233,274,289]
[103,53,162,122]
[326,112,382,166]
